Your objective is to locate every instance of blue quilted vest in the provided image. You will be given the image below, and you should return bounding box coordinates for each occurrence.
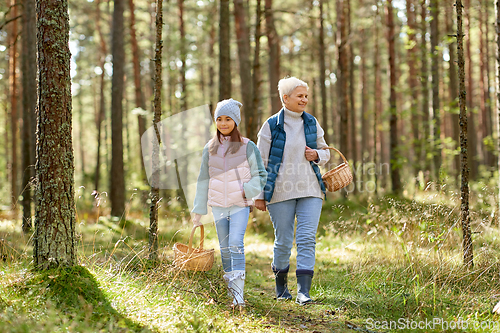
[264,109,326,202]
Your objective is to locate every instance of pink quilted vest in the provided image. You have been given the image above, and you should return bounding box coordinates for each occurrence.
[207,137,252,208]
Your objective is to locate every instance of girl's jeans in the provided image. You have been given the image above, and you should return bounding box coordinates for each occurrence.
[212,206,250,272]
[267,197,323,272]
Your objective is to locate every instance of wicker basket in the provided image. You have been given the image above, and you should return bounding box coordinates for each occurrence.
[321,147,353,192]
[173,225,215,272]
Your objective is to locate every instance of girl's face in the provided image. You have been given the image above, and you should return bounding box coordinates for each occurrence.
[216,116,235,136]
[283,86,308,113]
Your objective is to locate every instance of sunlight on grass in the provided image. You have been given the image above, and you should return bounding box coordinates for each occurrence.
[2,192,500,332]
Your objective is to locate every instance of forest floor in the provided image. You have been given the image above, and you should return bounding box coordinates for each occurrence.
[2,193,500,332]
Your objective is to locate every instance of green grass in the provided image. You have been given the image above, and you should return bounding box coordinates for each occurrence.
[2,192,500,332]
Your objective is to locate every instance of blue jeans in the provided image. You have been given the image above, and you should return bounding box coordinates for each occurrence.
[267,197,323,273]
[212,206,250,272]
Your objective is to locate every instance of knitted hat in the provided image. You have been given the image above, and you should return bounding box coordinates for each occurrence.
[214,98,242,126]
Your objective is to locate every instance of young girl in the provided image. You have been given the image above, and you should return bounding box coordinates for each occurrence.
[191,98,267,308]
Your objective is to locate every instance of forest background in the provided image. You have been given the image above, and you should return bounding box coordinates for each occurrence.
[2,0,500,332]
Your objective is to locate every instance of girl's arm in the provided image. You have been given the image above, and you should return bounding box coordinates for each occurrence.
[244,141,268,200]
[191,145,210,215]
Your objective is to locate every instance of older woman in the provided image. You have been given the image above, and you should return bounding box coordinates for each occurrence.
[255,77,330,305]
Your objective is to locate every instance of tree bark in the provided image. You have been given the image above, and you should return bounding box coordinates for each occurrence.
[374,2,382,194]
[347,0,356,164]
[110,0,126,218]
[219,0,231,100]
[150,0,163,262]
[497,0,500,218]
[9,0,19,212]
[128,0,148,183]
[386,0,401,193]
[465,0,478,180]
[252,0,263,130]
[479,0,493,168]
[319,0,328,145]
[407,0,420,179]
[265,0,281,112]
[420,0,431,180]
[34,0,76,269]
[94,0,107,193]
[446,2,460,179]
[234,0,254,139]
[21,0,36,233]
[457,0,473,269]
[337,0,349,157]
[430,0,441,184]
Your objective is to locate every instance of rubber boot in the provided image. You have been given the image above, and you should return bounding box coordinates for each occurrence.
[296,274,313,305]
[226,270,245,307]
[273,266,292,300]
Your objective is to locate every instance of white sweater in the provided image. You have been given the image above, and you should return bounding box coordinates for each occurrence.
[256,108,330,204]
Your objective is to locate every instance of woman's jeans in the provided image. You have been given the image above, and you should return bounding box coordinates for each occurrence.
[212,206,250,272]
[267,197,323,273]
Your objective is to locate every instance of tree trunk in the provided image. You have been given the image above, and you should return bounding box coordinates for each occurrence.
[497,0,500,218]
[430,0,441,184]
[9,0,19,212]
[128,0,148,183]
[21,0,36,233]
[252,0,263,129]
[219,0,231,100]
[359,0,369,186]
[150,0,163,262]
[34,0,76,269]
[234,0,254,139]
[446,2,460,180]
[420,0,431,180]
[94,0,107,193]
[177,0,189,214]
[457,0,473,269]
[319,0,328,145]
[386,0,401,193]
[348,0,356,165]
[407,0,420,180]
[374,2,382,194]
[265,0,281,112]
[479,0,493,168]
[208,2,217,112]
[337,0,349,157]
[110,0,126,218]
[465,0,478,180]
[178,0,187,112]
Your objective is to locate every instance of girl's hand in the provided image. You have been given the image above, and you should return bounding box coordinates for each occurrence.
[254,199,267,212]
[305,146,319,162]
[192,214,203,227]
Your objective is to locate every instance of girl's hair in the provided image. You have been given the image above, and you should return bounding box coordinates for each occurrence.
[209,125,244,155]
[278,76,309,104]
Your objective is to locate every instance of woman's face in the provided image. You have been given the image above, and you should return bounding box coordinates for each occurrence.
[283,86,308,112]
[216,116,236,136]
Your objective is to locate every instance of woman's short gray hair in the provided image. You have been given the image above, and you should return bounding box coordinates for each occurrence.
[278,77,309,104]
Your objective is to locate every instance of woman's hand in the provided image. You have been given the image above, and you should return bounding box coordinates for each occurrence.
[254,199,267,212]
[192,213,203,227]
[305,146,319,162]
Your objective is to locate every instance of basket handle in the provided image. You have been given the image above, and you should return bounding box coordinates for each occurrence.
[188,224,205,254]
[322,146,349,164]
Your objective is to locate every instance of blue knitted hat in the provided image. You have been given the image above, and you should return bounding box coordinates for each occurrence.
[214,98,242,126]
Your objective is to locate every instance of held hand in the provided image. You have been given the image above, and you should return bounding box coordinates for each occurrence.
[254,199,267,212]
[192,213,203,227]
[305,146,319,162]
